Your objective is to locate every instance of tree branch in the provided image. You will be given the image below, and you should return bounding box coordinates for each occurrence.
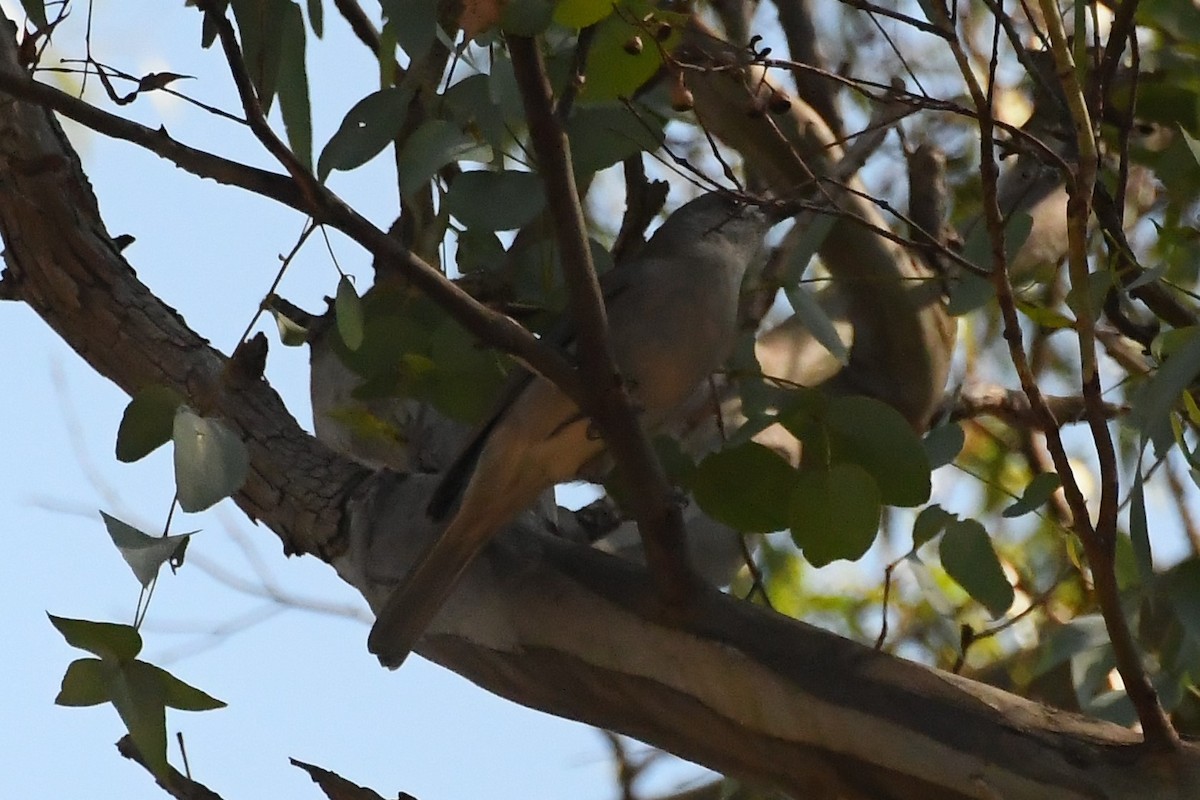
[506,34,700,606]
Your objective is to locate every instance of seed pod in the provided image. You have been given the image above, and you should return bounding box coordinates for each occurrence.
[670,72,694,112]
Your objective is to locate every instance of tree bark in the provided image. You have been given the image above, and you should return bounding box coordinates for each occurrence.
[2,18,1199,800]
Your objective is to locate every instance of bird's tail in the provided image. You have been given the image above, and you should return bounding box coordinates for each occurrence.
[366,511,495,668]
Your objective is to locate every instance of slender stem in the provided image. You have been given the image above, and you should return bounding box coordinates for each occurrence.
[506,34,700,607]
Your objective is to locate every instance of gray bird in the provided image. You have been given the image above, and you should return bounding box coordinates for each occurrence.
[367,191,776,667]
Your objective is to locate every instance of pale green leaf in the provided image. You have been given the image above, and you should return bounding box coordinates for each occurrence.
[554,0,614,27]
[100,511,192,588]
[110,660,169,779]
[173,408,250,513]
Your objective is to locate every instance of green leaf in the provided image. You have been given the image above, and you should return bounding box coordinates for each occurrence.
[397,119,491,198]
[922,422,964,469]
[306,0,323,36]
[961,211,1034,274]
[786,285,850,366]
[947,213,1033,314]
[1128,468,1155,587]
[692,442,797,533]
[1030,615,1109,678]
[939,519,1013,617]
[56,658,113,707]
[380,0,437,59]
[500,0,555,35]
[276,1,313,170]
[173,408,250,513]
[20,0,48,29]
[1131,325,1200,457]
[565,104,664,176]
[444,171,546,231]
[152,663,227,711]
[100,511,192,588]
[230,0,290,114]
[317,87,412,181]
[789,462,881,566]
[1001,472,1061,518]
[269,305,310,346]
[554,0,614,27]
[912,504,955,549]
[1166,558,1200,647]
[116,386,183,463]
[425,318,509,422]
[48,615,142,662]
[456,227,506,273]
[826,396,931,507]
[581,6,687,102]
[946,271,995,316]
[335,275,364,351]
[782,214,837,281]
[110,660,170,780]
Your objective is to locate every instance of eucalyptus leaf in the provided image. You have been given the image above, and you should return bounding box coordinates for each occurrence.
[789,462,882,566]
[922,422,964,469]
[116,385,183,463]
[276,2,312,170]
[317,87,412,180]
[109,660,170,780]
[1001,472,1061,518]
[692,442,796,533]
[397,119,491,198]
[554,0,613,27]
[20,0,48,29]
[912,503,955,549]
[173,408,250,513]
[939,519,1013,617]
[1131,325,1200,457]
[786,285,850,366]
[335,275,364,350]
[826,396,931,507]
[444,171,546,231]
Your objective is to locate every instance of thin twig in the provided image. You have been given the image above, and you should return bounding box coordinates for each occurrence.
[507,34,701,607]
